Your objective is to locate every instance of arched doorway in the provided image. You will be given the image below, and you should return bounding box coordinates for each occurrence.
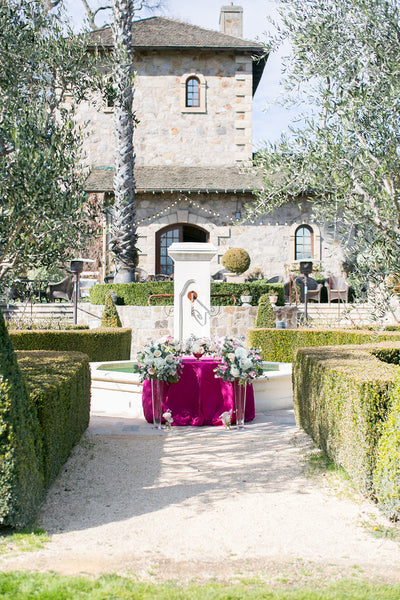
[156,224,209,275]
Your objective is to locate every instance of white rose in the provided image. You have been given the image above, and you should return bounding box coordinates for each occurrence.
[231,366,240,378]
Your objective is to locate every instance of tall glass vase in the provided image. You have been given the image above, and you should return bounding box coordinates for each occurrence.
[233,378,247,430]
[151,378,167,430]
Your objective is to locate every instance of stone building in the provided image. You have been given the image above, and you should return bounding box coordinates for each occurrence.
[83,4,344,281]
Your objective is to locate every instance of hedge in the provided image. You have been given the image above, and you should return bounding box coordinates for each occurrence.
[255,294,276,328]
[373,379,400,520]
[246,328,400,363]
[89,281,285,307]
[293,343,398,495]
[17,351,91,489]
[0,309,43,529]
[9,328,132,362]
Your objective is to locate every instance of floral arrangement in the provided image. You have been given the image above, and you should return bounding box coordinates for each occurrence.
[183,335,219,359]
[137,336,182,383]
[163,409,174,430]
[214,337,263,383]
[219,410,232,429]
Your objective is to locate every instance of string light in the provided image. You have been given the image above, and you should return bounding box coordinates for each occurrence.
[136,194,254,226]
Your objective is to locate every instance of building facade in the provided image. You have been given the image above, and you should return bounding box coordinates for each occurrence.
[82,4,344,281]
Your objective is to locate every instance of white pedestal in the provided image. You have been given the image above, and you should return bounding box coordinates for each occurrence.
[168,242,217,342]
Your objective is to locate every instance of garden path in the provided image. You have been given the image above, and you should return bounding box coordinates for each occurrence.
[1,410,400,586]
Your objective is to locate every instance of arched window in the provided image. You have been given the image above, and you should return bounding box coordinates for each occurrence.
[181,73,206,113]
[186,77,200,107]
[156,224,209,275]
[295,225,313,260]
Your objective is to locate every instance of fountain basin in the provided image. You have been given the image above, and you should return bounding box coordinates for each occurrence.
[90,360,293,417]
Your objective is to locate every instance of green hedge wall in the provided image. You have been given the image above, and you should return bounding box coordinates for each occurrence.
[89,281,285,307]
[293,343,398,496]
[17,351,91,489]
[246,328,400,363]
[373,378,400,520]
[9,328,132,362]
[0,310,44,529]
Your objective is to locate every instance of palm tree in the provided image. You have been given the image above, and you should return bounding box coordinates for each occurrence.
[110,0,138,283]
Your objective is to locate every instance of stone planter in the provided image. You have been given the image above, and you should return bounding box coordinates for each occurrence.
[240,295,253,306]
[225,273,246,283]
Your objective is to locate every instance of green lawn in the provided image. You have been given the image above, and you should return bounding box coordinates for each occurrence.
[0,574,399,599]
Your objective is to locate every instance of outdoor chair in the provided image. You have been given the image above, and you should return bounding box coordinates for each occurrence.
[303,276,323,303]
[267,276,284,284]
[325,275,349,303]
[48,275,74,302]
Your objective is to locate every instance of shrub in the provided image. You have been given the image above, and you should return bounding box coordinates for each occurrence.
[90,281,285,307]
[246,328,400,363]
[373,379,400,520]
[17,351,90,488]
[221,248,251,274]
[9,328,131,362]
[0,309,44,529]
[293,343,398,496]
[101,292,122,327]
[255,294,276,328]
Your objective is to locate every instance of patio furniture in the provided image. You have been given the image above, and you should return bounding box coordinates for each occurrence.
[267,276,284,284]
[301,276,323,303]
[48,275,74,302]
[325,275,349,303]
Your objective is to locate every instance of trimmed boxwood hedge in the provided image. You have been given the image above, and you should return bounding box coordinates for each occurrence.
[17,351,91,489]
[0,310,44,529]
[255,294,276,328]
[9,328,132,362]
[89,281,285,307]
[293,341,400,518]
[373,379,400,521]
[246,328,400,363]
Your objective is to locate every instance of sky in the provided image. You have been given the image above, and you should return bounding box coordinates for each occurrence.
[62,0,299,149]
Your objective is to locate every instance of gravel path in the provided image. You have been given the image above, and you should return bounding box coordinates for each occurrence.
[2,409,400,585]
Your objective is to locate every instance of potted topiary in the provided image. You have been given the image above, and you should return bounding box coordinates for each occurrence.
[221,248,251,283]
[240,289,253,306]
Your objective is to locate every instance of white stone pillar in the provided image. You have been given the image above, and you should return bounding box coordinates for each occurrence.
[168,242,217,342]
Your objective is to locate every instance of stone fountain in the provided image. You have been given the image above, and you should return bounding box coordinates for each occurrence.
[167,242,217,342]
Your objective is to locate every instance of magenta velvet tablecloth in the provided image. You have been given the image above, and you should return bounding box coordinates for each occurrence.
[142,357,255,426]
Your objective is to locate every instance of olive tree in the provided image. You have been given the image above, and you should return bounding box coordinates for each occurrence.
[252,0,400,310]
[0,0,102,286]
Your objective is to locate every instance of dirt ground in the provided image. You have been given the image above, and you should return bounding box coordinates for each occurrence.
[1,409,400,586]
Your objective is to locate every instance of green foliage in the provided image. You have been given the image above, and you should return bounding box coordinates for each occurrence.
[0,309,44,529]
[0,1,103,285]
[255,294,276,328]
[251,0,400,307]
[373,379,400,520]
[246,328,400,363]
[9,328,131,362]
[221,248,251,274]
[17,351,90,489]
[90,281,285,307]
[101,293,122,327]
[292,343,398,496]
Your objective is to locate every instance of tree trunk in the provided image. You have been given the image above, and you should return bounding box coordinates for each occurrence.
[111,0,138,283]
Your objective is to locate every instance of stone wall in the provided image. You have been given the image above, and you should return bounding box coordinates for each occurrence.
[135,193,345,278]
[78,303,257,357]
[74,50,253,169]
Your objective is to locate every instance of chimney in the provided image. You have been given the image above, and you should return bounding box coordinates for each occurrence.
[219,4,243,38]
